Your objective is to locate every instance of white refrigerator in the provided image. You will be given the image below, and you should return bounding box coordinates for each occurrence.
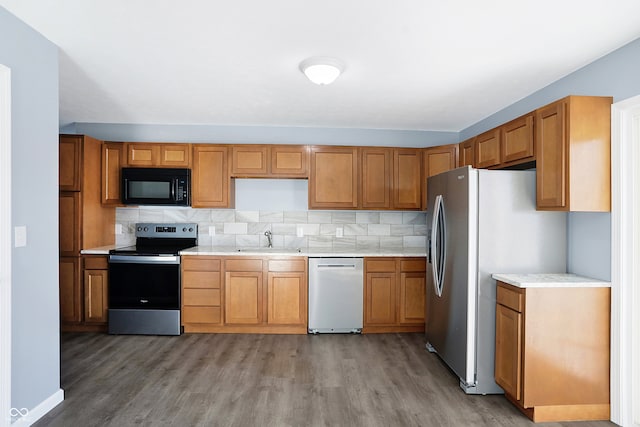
[425,166,566,394]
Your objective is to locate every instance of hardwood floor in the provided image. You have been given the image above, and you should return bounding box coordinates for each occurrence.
[35,333,616,427]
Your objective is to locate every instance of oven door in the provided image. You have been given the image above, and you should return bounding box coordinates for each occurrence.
[108,255,180,310]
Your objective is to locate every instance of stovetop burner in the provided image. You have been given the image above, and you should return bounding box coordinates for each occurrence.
[109,222,198,256]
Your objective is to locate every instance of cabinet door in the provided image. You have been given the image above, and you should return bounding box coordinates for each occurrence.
[231,145,269,176]
[191,145,233,208]
[271,145,309,177]
[102,142,123,206]
[458,138,475,167]
[267,271,306,325]
[59,192,81,256]
[536,101,567,209]
[309,146,359,209]
[475,128,501,168]
[84,268,108,323]
[502,114,534,164]
[364,272,396,325]
[59,257,81,323]
[224,271,263,324]
[59,135,82,191]
[126,143,159,166]
[495,303,523,400]
[399,271,425,324]
[423,144,458,209]
[393,149,422,210]
[361,148,392,209]
[159,144,191,167]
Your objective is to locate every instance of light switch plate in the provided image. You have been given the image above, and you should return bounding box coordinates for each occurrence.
[209,226,216,236]
[296,226,304,237]
[336,227,344,238]
[14,226,27,247]
[115,223,123,235]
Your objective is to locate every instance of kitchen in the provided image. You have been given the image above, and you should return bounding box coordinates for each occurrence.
[1,2,640,427]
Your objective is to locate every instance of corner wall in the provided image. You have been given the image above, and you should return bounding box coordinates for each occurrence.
[461,36,640,281]
[0,6,61,424]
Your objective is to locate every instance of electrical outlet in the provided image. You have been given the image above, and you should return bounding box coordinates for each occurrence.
[336,227,344,238]
[296,226,304,237]
[115,223,123,235]
[209,226,216,236]
[14,226,27,247]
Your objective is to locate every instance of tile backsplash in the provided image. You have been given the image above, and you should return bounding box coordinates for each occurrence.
[116,208,427,251]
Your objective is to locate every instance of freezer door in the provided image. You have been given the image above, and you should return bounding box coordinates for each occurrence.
[426,166,477,387]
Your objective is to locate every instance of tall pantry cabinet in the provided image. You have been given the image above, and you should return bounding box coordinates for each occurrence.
[59,134,115,331]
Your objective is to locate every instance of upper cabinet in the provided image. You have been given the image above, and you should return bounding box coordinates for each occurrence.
[475,128,501,168]
[535,96,612,211]
[59,137,82,191]
[423,144,458,209]
[458,138,475,167]
[101,142,123,206]
[360,148,422,210]
[191,145,234,208]
[309,146,359,209]
[501,113,535,165]
[125,142,191,168]
[231,145,309,178]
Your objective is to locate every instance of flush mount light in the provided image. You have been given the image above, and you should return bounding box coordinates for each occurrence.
[299,57,345,85]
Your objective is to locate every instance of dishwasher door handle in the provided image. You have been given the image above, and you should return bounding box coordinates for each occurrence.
[316,264,357,269]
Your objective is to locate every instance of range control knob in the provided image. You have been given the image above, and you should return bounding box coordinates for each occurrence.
[143,227,148,232]
[137,226,142,232]
[188,227,194,232]
[182,227,187,232]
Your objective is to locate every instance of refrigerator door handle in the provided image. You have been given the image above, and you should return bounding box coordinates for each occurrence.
[431,194,446,297]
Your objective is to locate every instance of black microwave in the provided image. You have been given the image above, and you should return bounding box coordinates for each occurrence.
[121,168,190,206]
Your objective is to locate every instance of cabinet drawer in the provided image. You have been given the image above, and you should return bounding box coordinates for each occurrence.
[225,259,263,271]
[84,256,108,269]
[365,259,396,272]
[183,288,220,306]
[268,259,306,272]
[182,257,221,271]
[182,271,220,289]
[400,259,426,272]
[182,306,221,324]
[496,283,524,312]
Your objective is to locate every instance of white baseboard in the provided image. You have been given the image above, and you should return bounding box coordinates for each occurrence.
[11,389,64,427]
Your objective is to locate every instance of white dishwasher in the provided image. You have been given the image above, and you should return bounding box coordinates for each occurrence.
[308,257,364,334]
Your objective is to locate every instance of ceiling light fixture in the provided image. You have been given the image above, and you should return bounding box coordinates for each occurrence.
[299,57,345,85]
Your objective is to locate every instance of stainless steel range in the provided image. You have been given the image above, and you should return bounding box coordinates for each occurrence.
[108,223,197,335]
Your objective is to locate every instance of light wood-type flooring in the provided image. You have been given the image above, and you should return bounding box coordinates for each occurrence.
[35,333,616,427]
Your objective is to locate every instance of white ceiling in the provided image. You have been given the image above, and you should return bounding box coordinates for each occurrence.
[2,0,640,132]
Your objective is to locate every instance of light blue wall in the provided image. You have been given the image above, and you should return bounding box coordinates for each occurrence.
[461,37,640,281]
[0,6,60,414]
[65,122,458,148]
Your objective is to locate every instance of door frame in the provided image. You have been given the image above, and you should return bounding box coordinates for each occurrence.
[611,94,640,427]
[0,64,12,427]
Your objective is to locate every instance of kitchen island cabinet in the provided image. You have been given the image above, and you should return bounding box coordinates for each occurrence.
[494,278,610,422]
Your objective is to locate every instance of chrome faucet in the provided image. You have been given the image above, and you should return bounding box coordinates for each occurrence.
[264,230,273,248]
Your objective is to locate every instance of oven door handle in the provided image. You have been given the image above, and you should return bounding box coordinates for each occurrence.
[109,255,180,265]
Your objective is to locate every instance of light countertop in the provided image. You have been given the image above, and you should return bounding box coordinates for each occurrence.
[492,273,611,289]
[80,245,427,258]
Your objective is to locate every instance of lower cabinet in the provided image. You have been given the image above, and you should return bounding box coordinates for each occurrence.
[59,255,108,331]
[181,256,307,334]
[495,281,610,422]
[363,257,426,333]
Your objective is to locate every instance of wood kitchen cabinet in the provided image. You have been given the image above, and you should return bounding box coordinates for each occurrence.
[191,145,235,208]
[181,257,222,330]
[501,113,535,166]
[309,146,359,209]
[363,257,425,333]
[59,255,109,330]
[59,134,114,331]
[231,145,309,177]
[535,95,612,211]
[458,138,475,167]
[101,142,124,206]
[494,281,610,422]
[125,142,191,167]
[182,256,307,334]
[475,128,501,168]
[393,149,422,210]
[423,143,458,209]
